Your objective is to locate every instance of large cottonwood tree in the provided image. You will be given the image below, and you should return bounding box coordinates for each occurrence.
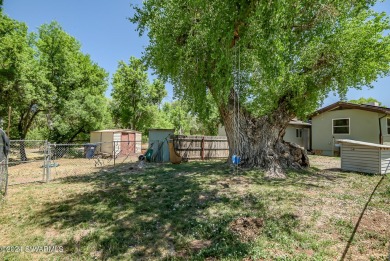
[132,0,390,178]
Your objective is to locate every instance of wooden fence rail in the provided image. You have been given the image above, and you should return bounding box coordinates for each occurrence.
[172,135,229,160]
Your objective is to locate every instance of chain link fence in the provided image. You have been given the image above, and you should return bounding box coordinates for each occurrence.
[45,141,142,181]
[5,140,144,186]
[0,157,7,198]
[7,140,47,185]
[0,130,9,198]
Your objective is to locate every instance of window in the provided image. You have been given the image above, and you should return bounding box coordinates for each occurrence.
[387,118,390,135]
[296,128,302,138]
[333,119,350,134]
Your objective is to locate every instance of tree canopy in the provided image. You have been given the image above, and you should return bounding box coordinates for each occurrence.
[111,57,167,133]
[349,97,383,106]
[0,18,111,142]
[132,0,390,117]
[0,13,52,139]
[156,100,220,135]
[37,22,111,142]
[132,0,390,177]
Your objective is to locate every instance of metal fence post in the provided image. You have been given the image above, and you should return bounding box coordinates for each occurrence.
[4,155,8,196]
[113,141,116,166]
[43,141,51,183]
[43,140,47,182]
[47,142,51,182]
[1,155,9,197]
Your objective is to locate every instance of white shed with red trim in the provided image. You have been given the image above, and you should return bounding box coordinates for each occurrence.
[90,129,142,156]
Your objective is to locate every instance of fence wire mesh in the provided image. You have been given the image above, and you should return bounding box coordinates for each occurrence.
[8,140,46,185]
[0,157,7,198]
[45,141,142,181]
[4,140,144,186]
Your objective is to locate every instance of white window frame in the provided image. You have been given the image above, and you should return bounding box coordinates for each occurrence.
[387,118,390,135]
[332,118,350,135]
[296,128,303,138]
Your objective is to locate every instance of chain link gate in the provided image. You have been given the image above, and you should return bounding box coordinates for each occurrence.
[0,155,8,198]
[7,140,47,185]
[5,140,143,190]
[45,142,105,180]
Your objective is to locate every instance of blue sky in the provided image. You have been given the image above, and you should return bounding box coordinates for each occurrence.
[3,0,390,107]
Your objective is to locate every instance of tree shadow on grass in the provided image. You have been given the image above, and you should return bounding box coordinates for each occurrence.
[33,162,325,260]
[34,162,254,260]
[242,166,349,190]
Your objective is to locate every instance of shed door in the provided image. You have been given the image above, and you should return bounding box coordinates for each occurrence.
[121,133,129,156]
[135,133,142,153]
[121,133,135,156]
[113,132,121,157]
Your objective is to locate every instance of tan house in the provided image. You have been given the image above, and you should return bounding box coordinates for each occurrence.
[310,101,390,156]
[284,119,311,149]
[218,119,311,150]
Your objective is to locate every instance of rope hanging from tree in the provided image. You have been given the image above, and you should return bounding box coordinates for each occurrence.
[232,43,241,170]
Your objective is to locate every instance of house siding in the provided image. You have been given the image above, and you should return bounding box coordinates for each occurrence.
[312,109,380,156]
[341,144,380,174]
[284,126,310,149]
[381,117,390,144]
[218,124,311,150]
[381,150,390,174]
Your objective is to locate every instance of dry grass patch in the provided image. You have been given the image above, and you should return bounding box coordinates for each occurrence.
[0,157,389,260]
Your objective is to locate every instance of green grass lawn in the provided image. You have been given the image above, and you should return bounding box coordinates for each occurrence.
[0,157,389,260]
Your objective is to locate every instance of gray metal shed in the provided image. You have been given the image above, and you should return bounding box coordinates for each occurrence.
[337,139,390,174]
[148,129,174,163]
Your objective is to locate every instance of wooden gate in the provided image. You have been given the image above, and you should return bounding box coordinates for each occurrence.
[173,135,229,160]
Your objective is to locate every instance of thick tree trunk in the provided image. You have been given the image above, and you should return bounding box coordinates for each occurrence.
[17,125,28,162]
[220,92,309,179]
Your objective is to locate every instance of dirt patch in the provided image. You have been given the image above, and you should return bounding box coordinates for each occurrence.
[229,217,264,242]
[189,239,212,251]
[358,209,390,235]
[308,155,341,171]
[74,229,93,243]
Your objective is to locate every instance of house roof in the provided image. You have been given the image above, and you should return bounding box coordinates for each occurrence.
[148,129,175,131]
[337,139,390,149]
[91,129,142,133]
[310,101,390,118]
[288,119,311,127]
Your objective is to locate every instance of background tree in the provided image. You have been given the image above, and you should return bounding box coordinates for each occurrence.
[349,97,383,106]
[160,101,192,134]
[36,22,110,143]
[1,20,111,144]
[0,13,54,160]
[111,57,167,133]
[150,99,220,135]
[168,97,220,135]
[132,0,390,178]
